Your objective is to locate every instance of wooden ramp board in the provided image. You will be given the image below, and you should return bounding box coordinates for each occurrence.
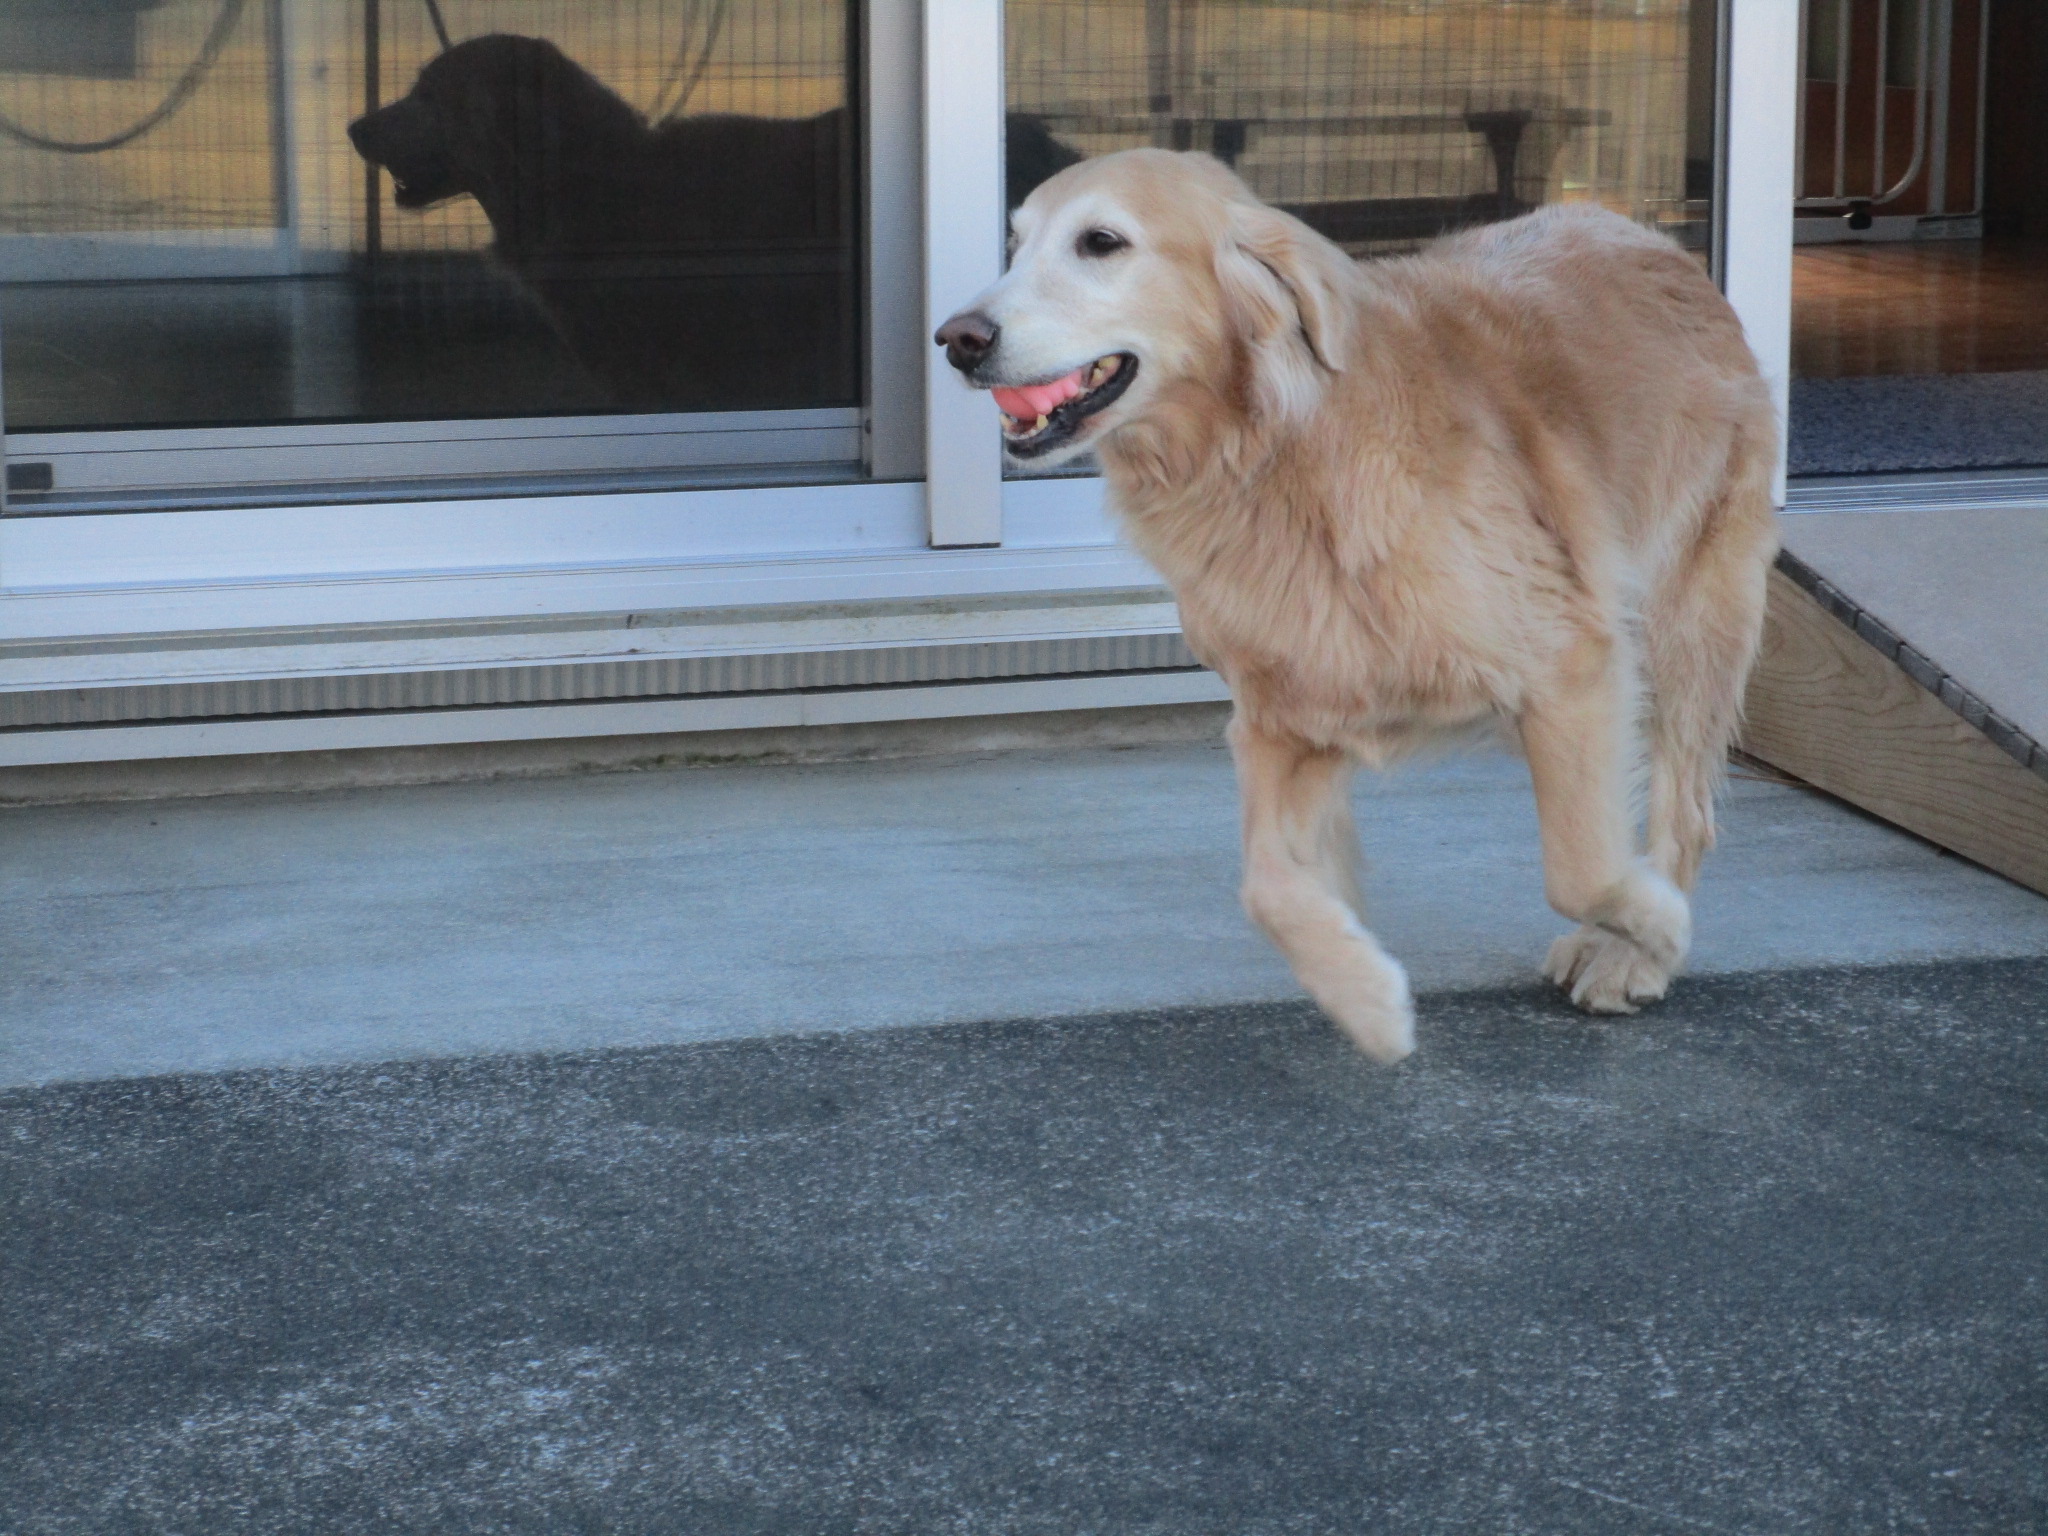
[1741,503,2048,897]
[1779,504,2048,752]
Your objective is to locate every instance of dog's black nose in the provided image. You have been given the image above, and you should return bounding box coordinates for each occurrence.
[935,311,998,373]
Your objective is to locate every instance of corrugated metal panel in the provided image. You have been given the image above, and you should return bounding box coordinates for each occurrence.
[0,634,1203,729]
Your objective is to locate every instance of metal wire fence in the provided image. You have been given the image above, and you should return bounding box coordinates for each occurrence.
[2,0,1702,254]
[0,0,279,238]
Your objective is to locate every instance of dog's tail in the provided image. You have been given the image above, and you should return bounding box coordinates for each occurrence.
[1641,412,1780,891]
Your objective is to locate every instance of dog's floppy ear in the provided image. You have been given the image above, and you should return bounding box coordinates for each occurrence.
[1215,199,1352,418]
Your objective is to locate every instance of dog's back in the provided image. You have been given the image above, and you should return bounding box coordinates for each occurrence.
[635,111,848,248]
[1364,204,1775,570]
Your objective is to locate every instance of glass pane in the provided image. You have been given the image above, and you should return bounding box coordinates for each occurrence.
[1006,0,1717,260]
[0,0,858,433]
[1788,0,2048,480]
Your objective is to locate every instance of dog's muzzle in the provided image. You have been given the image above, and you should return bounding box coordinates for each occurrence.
[934,307,1137,459]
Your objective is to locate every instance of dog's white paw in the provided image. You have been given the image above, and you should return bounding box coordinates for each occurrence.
[1319,955,1416,1064]
[1544,926,1673,1015]
[1618,867,1691,974]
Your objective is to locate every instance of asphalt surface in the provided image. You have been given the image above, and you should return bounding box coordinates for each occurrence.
[5,957,2046,1535]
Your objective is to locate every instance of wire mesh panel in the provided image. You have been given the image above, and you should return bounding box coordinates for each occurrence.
[1007,0,1716,257]
[0,0,858,437]
[0,0,284,237]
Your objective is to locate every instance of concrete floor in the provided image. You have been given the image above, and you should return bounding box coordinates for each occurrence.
[4,741,2044,1086]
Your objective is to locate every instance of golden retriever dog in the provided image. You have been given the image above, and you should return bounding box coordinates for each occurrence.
[937,150,1778,1062]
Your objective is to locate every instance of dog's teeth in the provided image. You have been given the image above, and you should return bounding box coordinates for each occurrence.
[999,412,1018,428]
[1033,414,1049,431]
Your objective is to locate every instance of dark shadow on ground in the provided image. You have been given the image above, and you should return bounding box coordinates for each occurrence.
[3,958,2045,1534]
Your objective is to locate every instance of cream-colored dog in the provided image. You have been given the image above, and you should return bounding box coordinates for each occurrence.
[937,150,1779,1062]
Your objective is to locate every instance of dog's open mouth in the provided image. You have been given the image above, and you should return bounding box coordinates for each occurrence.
[388,168,458,208]
[990,353,1136,458]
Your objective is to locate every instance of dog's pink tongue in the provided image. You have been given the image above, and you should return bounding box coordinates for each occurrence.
[992,368,1086,420]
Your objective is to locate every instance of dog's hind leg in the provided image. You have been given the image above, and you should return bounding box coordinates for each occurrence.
[1230,717,1415,1062]
[1526,627,1693,1014]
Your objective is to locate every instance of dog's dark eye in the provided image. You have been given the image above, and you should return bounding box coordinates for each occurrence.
[1078,228,1128,258]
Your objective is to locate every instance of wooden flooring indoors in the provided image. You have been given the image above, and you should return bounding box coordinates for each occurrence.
[1793,240,2048,378]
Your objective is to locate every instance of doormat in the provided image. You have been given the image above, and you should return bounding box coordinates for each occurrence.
[1790,370,2048,476]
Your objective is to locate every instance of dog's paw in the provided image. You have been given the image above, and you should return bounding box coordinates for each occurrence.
[1544,926,1672,1015]
[1587,864,1691,974]
[1320,955,1416,1064]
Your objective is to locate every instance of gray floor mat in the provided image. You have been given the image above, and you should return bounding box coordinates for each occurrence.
[1790,371,2048,476]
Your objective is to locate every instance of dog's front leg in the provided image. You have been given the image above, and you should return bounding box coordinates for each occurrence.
[1230,717,1414,1062]
[1522,632,1692,1014]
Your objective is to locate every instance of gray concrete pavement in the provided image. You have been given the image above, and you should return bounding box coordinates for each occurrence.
[5,745,2047,1533]
[4,742,2044,1086]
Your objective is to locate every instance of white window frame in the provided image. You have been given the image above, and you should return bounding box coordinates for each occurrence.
[0,0,1796,669]
[1721,0,1799,507]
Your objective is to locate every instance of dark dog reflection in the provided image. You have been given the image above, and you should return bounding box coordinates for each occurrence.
[348,34,1081,412]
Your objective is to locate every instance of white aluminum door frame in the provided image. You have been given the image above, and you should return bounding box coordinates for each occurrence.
[1722,0,1800,504]
[920,0,1007,547]
[864,0,926,484]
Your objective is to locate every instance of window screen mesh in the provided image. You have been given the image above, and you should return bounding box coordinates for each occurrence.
[0,1,858,432]
[1007,0,1713,257]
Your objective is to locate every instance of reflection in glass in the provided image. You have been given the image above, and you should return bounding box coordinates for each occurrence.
[1007,0,1717,258]
[0,0,858,431]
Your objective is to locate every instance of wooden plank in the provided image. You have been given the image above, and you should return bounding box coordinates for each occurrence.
[1741,567,2048,897]
[1779,507,2048,749]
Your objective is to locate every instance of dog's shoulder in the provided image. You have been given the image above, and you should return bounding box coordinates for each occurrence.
[650,107,843,152]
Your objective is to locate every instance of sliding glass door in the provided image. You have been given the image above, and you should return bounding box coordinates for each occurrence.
[0,0,1754,529]
[0,0,862,509]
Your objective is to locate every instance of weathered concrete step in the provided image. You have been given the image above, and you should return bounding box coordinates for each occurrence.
[4,743,2043,1088]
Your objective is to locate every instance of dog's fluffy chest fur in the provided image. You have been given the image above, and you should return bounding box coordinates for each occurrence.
[1102,379,1576,757]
